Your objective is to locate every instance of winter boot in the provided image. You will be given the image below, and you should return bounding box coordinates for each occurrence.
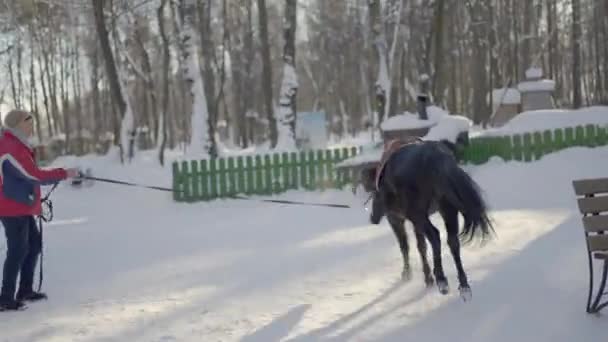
[16,290,47,302]
[0,297,26,311]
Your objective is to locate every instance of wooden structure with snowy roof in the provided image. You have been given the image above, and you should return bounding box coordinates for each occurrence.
[489,87,521,127]
[517,67,555,112]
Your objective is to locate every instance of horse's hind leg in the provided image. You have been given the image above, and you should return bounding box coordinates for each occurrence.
[387,215,412,281]
[414,228,434,287]
[413,216,449,295]
[440,200,472,301]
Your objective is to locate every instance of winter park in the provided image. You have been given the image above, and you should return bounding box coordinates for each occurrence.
[0,0,608,341]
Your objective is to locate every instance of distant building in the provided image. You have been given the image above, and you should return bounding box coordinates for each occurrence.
[517,67,555,112]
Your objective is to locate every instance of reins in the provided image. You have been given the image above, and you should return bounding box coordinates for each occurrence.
[37,182,58,292]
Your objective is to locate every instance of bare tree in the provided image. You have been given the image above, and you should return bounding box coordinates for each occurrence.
[572,0,582,108]
[276,0,297,148]
[158,0,170,165]
[177,0,214,156]
[256,0,278,147]
[92,0,135,162]
[368,0,388,130]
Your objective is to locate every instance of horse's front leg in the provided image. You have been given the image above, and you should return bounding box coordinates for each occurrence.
[387,214,412,281]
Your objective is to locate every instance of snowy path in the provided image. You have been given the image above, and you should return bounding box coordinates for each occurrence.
[1,147,607,341]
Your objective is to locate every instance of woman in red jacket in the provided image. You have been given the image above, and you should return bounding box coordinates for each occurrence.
[0,110,78,311]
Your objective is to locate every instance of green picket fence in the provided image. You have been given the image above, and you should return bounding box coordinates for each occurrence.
[173,124,608,202]
[461,124,608,165]
[173,146,361,202]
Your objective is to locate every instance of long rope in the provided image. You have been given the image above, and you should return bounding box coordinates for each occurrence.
[83,175,352,209]
[31,174,354,291]
[83,175,176,192]
[37,183,58,292]
[228,195,351,209]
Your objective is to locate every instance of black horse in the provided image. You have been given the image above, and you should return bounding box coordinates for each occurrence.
[361,139,494,300]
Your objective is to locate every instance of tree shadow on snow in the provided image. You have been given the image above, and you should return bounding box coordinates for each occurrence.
[286,280,429,342]
[77,230,395,342]
[240,304,311,342]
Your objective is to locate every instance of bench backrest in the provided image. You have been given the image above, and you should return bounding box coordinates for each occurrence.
[573,178,608,252]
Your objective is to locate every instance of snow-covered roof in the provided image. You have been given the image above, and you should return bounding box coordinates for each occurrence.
[380,106,448,131]
[525,67,543,79]
[474,106,608,137]
[423,115,472,142]
[518,79,555,92]
[338,108,471,168]
[489,88,521,105]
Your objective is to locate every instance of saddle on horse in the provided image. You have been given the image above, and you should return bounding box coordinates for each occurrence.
[375,137,423,191]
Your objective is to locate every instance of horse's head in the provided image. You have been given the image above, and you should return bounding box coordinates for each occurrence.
[359,167,377,193]
[369,190,386,224]
[355,166,390,224]
[353,166,386,224]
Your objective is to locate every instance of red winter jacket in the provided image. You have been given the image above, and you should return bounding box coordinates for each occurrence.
[0,130,67,216]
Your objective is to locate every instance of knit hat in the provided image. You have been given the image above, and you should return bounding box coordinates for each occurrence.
[3,110,31,129]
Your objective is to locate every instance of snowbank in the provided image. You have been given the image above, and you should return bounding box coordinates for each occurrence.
[475,106,608,137]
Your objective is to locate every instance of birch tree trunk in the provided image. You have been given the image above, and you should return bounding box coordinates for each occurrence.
[92,0,135,162]
[256,0,278,147]
[178,0,214,156]
[276,0,297,149]
[243,0,255,147]
[158,0,170,165]
[369,0,389,129]
[89,43,102,147]
[431,0,446,104]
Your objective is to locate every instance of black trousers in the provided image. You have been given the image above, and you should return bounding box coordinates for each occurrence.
[1,216,40,301]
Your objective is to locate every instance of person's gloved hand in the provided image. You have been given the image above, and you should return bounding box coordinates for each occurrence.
[66,168,81,178]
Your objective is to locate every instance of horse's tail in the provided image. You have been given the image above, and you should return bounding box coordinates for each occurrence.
[440,162,495,245]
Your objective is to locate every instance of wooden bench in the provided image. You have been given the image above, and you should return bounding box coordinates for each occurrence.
[573,177,608,314]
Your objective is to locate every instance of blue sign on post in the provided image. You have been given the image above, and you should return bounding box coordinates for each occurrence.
[296,111,328,150]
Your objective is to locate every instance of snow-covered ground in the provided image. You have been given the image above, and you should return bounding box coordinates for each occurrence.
[1,145,607,341]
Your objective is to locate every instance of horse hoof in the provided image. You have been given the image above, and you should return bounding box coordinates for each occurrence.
[437,280,449,295]
[459,286,472,301]
[424,276,435,288]
[401,268,412,281]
